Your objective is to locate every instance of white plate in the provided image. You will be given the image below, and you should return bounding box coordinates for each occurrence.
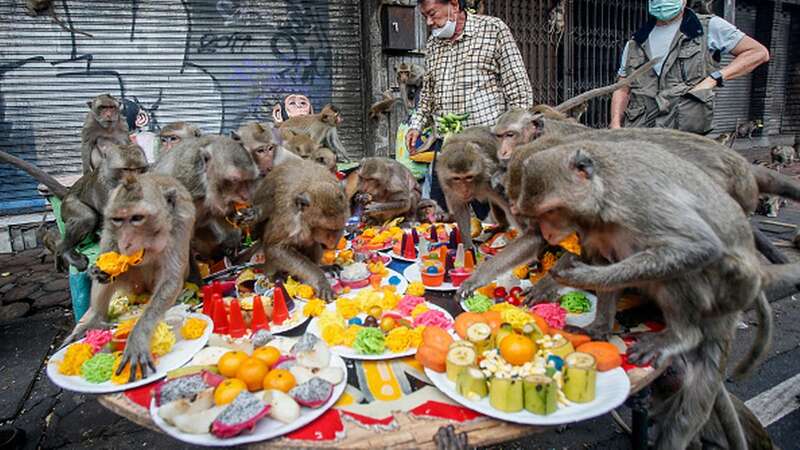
[269,299,311,335]
[426,366,630,426]
[403,264,456,292]
[341,268,408,297]
[556,288,597,328]
[150,354,348,446]
[47,313,212,394]
[306,302,454,361]
[382,250,419,263]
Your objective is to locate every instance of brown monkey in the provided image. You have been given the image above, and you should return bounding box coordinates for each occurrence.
[435,126,512,250]
[155,122,202,159]
[253,159,349,301]
[770,145,796,166]
[26,0,93,37]
[280,129,320,159]
[356,157,421,224]
[0,144,148,271]
[233,122,300,177]
[62,174,196,381]
[279,104,351,163]
[395,62,425,110]
[81,94,131,175]
[514,140,789,449]
[369,91,400,121]
[416,198,452,224]
[310,146,337,174]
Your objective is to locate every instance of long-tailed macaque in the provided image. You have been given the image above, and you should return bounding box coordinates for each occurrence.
[356,158,420,224]
[515,140,787,449]
[0,144,148,271]
[81,94,131,174]
[395,62,425,111]
[280,129,320,159]
[435,126,513,249]
[26,0,93,37]
[368,91,400,121]
[62,174,196,382]
[155,122,202,159]
[253,159,349,301]
[233,122,299,177]
[310,146,337,174]
[278,104,351,163]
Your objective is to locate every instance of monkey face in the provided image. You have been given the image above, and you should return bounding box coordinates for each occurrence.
[496,129,520,160]
[537,209,577,246]
[321,105,343,127]
[251,144,277,176]
[313,225,344,251]
[159,133,182,152]
[445,172,477,202]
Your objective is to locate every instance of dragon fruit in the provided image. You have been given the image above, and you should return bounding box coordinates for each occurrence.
[154,371,225,407]
[211,391,271,438]
[292,334,330,369]
[251,329,273,348]
[289,377,335,408]
[274,355,296,370]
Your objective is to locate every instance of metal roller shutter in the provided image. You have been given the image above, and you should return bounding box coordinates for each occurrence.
[0,0,365,214]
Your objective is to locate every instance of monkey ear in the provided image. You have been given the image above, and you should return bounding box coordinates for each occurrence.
[230,131,241,141]
[163,186,179,210]
[294,192,311,211]
[86,100,93,108]
[570,150,594,180]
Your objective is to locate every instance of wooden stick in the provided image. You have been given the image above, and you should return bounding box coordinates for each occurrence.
[759,220,797,229]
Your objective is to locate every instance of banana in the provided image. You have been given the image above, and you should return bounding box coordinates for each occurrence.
[466,322,493,356]
[523,375,558,415]
[549,335,575,359]
[563,352,597,403]
[446,344,477,382]
[489,377,524,413]
[456,367,488,401]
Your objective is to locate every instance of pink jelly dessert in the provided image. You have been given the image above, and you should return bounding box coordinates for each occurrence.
[397,295,425,316]
[413,310,453,329]
[211,391,271,438]
[83,329,113,353]
[531,303,567,330]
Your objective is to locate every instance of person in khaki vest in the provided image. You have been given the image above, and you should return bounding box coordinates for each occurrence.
[610,0,769,134]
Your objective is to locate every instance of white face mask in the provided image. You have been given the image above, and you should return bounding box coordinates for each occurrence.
[432,5,457,39]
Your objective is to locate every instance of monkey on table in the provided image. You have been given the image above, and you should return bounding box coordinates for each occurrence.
[81,94,131,175]
[435,126,515,250]
[62,174,196,382]
[278,104,351,163]
[155,122,202,160]
[251,159,349,301]
[514,139,793,450]
[0,143,148,271]
[353,158,421,225]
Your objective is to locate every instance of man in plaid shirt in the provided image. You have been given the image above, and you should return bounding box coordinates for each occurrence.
[407,0,532,210]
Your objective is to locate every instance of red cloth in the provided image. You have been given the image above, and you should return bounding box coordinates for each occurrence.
[410,400,481,422]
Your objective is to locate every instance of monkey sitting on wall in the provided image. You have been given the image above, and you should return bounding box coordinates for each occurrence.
[354,158,421,225]
[81,94,131,175]
[278,104,351,163]
[62,174,196,381]
[0,143,148,271]
[252,159,349,301]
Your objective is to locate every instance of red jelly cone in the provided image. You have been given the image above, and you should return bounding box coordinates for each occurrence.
[228,299,246,338]
[201,286,214,316]
[212,296,228,334]
[251,296,270,332]
[272,283,289,325]
[403,232,417,259]
[464,249,475,270]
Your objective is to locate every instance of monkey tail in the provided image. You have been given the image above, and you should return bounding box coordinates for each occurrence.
[732,291,773,380]
[752,164,800,201]
[0,150,68,198]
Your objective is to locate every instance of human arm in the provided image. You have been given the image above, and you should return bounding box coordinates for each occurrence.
[407,64,435,151]
[610,42,632,129]
[496,21,533,108]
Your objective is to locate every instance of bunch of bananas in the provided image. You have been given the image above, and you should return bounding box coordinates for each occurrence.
[435,112,470,136]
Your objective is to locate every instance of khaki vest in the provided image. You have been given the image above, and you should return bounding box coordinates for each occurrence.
[622,10,720,134]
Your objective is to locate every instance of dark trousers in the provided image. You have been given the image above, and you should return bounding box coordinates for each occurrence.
[429,140,491,221]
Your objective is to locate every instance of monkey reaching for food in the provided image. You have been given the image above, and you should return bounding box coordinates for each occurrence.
[80,94,131,175]
[278,104,351,163]
[252,159,349,301]
[62,174,196,382]
[416,199,452,224]
[355,158,421,225]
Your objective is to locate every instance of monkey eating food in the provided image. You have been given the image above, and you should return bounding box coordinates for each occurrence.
[252,159,349,301]
[80,94,131,175]
[61,174,196,382]
[354,157,421,225]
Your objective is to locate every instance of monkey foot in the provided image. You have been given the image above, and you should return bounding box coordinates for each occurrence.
[628,332,674,367]
[433,425,468,450]
[117,337,157,382]
[584,323,612,341]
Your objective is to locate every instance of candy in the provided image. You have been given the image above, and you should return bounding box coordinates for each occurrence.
[531,303,567,330]
[151,322,177,357]
[413,310,453,330]
[58,343,95,376]
[385,326,412,352]
[463,293,493,313]
[303,298,327,318]
[353,327,385,355]
[396,295,425,316]
[406,282,426,297]
[180,317,208,340]
[80,353,116,383]
[83,329,113,353]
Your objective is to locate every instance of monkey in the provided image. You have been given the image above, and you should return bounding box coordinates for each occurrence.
[278,104,351,163]
[770,145,796,166]
[61,174,196,382]
[26,0,93,37]
[547,0,565,45]
[0,143,148,271]
[155,122,202,160]
[513,139,791,449]
[435,126,514,250]
[417,198,453,224]
[369,90,401,121]
[310,146,337,174]
[81,94,131,175]
[231,122,302,177]
[395,62,425,111]
[252,159,349,301]
[714,132,736,147]
[279,129,320,159]
[736,119,762,140]
[355,157,421,224]
[688,0,714,14]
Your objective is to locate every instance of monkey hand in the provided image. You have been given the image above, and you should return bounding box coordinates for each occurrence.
[321,264,343,277]
[89,264,112,284]
[522,275,562,306]
[549,254,600,289]
[627,331,675,368]
[117,329,157,383]
[433,424,468,450]
[456,275,489,300]
[313,276,336,303]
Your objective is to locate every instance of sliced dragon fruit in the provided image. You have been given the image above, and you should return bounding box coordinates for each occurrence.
[274,355,296,370]
[289,377,335,408]
[291,333,320,354]
[292,334,330,369]
[211,391,271,439]
[154,371,225,407]
[251,329,273,348]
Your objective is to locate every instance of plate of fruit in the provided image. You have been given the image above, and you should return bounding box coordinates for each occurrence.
[306,287,454,360]
[150,334,347,446]
[47,314,213,394]
[420,310,630,425]
[334,261,408,297]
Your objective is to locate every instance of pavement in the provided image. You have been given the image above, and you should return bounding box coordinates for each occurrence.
[2,210,800,449]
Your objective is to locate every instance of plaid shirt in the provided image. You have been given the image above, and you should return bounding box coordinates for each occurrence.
[409,13,533,131]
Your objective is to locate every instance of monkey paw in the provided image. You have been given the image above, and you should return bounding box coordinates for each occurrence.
[116,335,157,383]
[434,425,468,450]
[455,277,484,300]
[321,265,343,277]
[628,332,673,368]
[63,251,89,272]
[314,279,336,302]
[89,265,112,284]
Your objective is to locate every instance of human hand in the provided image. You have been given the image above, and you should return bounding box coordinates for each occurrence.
[406,129,421,155]
[689,77,717,93]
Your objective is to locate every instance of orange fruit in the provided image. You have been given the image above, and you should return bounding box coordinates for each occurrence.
[576,342,622,372]
[236,357,269,392]
[262,368,296,393]
[415,344,447,372]
[252,346,281,368]
[481,310,503,333]
[499,334,537,366]
[454,312,487,340]
[214,378,247,405]
[217,351,249,378]
[422,326,453,352]
[531,313,550,335]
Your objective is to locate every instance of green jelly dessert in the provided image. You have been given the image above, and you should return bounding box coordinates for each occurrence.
[464,293,493,313]
[353,327,386,355]
[559,291,591,314]
[80,353,117,384]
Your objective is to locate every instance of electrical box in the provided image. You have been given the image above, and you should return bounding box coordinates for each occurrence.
[382,5,416,51]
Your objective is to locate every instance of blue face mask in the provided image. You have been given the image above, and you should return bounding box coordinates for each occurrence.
[649,0,683,22]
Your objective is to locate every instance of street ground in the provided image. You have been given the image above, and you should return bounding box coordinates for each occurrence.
[1,211,799,449]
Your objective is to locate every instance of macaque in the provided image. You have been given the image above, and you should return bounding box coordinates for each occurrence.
[416,199,452,224]
[279,104,351,163]
[81,94,131,174]
[26,0,93,37]
[280,129,320,159]
[356,157,421,224]
[714,132,735,147]
[0,144,148,271]
[233,122,299,177]
[310,146,337,174]
[156,122,202,159]
[62,174,196,381]
[436,126,512,249]
[369,91,400,121]
[515,140,786,449]
[770,145,796,166]
[736,120,761,140]
[253,159,349,301]
[395,62,425,110]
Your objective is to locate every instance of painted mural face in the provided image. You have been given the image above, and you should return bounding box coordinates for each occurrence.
[272,94,314,122]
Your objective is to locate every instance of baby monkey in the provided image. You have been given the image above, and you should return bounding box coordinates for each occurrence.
[62,174,196,381]
[355,158,421,224]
